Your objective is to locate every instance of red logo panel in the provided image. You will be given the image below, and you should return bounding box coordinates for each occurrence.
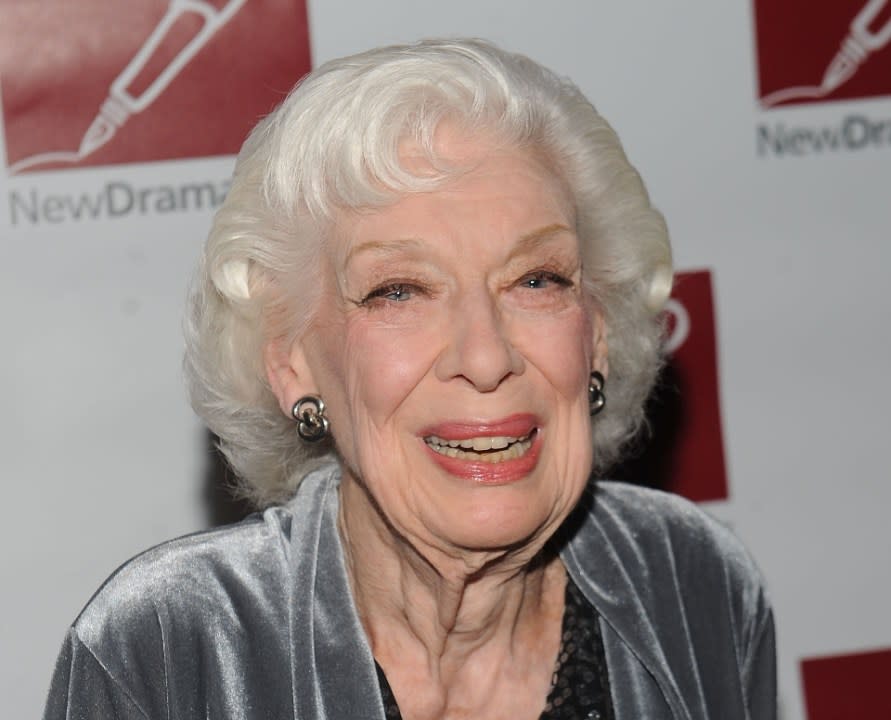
[614,269,729,503]
[0,0,311,173]
[801,647,891,719]
[753,0,891,108]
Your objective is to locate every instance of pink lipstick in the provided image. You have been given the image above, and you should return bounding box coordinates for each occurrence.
[420,414,541,484]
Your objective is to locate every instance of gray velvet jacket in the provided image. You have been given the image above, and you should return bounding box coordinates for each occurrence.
[44,464,776,719]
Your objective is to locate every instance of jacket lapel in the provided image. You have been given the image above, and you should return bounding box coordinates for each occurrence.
[286,466,386,720]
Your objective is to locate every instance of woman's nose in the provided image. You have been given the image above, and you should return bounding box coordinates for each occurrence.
[434,290,525,392]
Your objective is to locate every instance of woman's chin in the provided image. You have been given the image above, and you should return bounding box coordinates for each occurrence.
[423,500,558,558]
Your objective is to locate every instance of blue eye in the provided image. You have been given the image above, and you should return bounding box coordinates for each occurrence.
[520,271,571,289]
[383,285,411,302]
[363,283,415,304]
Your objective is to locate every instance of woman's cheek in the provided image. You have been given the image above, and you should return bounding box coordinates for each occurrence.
[343,318,440,414]
[512,306,593,395]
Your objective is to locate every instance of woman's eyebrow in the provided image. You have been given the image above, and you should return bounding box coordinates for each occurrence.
[343,237,426,268]
[508,223,576,259]
[344,224,573,268]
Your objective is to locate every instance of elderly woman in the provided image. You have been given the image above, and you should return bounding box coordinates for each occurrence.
[44,40,775,719]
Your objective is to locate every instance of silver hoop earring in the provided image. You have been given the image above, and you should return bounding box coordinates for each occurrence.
[292,395,330,442]
[588,371,606,416]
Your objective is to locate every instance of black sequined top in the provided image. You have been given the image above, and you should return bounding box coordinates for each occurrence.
[375,578,614,719]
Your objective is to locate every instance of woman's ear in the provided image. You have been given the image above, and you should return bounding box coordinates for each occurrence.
[591,309,609,379]
[264,334,318,419]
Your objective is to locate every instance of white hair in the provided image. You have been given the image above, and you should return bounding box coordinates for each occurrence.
[184,38,673,507]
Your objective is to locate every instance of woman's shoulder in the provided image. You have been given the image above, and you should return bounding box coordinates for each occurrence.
[565,480,771,619]
[72,506,295,644]
[72,464,340,643]
[562,483,776,717]
[45,467,344,719]
[45,509,300,719]
[590,481,761,572]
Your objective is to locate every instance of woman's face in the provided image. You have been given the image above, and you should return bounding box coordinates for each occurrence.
[289,134,605,558]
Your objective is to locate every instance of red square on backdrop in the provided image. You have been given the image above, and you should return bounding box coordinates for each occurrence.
[614,269,729,503]
[0,0,311,174]
[801,647,891,719]
[752,0,891,108]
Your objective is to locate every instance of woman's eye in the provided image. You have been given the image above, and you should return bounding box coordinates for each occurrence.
[519,271,572,290]
[362,283,417,304]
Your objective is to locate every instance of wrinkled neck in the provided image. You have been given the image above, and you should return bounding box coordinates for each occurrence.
[337,474,566,672]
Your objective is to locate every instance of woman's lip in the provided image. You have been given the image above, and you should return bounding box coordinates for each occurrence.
[421,427,542,485]
[419,413,539,441]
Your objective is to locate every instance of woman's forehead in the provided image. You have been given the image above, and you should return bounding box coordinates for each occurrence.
[397,119,511,169]
[328,144,575,265]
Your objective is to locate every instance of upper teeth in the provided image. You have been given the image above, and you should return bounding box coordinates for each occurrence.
[425,434,528,451]
[424,432,534,463]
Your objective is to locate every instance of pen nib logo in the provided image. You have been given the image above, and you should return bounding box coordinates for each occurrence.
[1,0,311,175]
[754,0,891,108]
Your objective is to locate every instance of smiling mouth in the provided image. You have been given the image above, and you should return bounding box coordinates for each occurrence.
[423,430,536,463]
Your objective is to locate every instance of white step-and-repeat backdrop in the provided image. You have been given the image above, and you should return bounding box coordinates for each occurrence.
[2,1,889,718]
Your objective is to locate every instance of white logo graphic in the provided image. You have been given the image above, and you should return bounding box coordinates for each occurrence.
[663,298,690,355]
[9,0,247,174]
[761,0,891,108]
